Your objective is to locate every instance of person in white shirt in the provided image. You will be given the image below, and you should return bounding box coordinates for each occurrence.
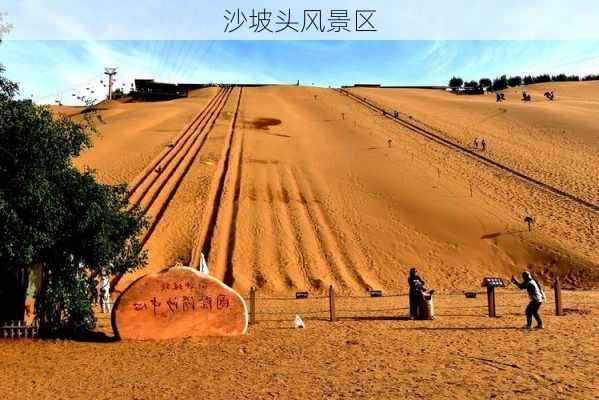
[99,274,111,314]
[511,271,545,330]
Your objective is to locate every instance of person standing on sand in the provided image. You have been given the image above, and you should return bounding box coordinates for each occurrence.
[473,137,479,149]
[524,215,535,231]
[481,139,486,152]
[511,272,545,330]
[408,268,425,320]
[99,273,111,314]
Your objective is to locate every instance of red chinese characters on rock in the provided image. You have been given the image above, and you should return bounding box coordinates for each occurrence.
[131,294,231,316]
[160,281,208,292]
[113,266,248,339]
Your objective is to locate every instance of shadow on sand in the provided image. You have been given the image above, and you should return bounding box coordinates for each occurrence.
[72,330,119,343]
[394,326,523,331]
[481,230,528,240]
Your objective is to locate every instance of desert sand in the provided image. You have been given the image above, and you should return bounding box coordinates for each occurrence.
[1,291,598,399]
[10,82,594,399]
[64,84,598,296]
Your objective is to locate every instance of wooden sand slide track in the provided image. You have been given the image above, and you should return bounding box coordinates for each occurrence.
[111,87,234,289]
[190,87,244,286]
[336,88,599,214]
[128,87,232,212]
[137,86,234,245]
[126,87,225,200]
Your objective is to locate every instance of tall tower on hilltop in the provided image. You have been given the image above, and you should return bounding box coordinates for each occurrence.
[104,67,118,100]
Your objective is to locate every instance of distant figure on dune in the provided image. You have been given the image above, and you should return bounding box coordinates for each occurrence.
[408,267,425,320]
[155,165,163,173]
[496,92,502,102]
[522,91,531,102]
[511,272,545,330]
[388,139,392,148]
[524,215,535,231]
[544,91,555,101]
[473,137,479,149]
[480,139,486,152]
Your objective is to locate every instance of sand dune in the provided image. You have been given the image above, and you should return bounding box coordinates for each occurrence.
[70,84,597,295]
[72,88,218,185]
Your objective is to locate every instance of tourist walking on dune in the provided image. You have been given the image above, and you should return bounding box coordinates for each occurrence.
[481,139,486,152]
[524,215,535,231]
[511,272,545,330]
[408,268,425,320]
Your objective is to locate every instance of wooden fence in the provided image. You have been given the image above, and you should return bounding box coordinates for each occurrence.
[0,320,38,339]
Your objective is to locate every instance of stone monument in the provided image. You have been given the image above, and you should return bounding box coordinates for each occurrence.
[112,266,248,340]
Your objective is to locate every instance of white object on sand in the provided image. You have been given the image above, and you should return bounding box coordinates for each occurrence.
[199,252,210,275]
[293,314,305,329]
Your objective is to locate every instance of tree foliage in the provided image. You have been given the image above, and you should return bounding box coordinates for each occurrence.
[448,76,463,88]
[453,72,597,91]
[507,75,522,87]
[478,78,492,88]
[0,56,147,335]
[491,75,508,91]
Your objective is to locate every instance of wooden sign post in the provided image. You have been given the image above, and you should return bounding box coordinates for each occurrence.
[249,286,256,325]
[481,277,505,318]
[486,286,496,318]
[329,285,336,323]
[554,278,563,316]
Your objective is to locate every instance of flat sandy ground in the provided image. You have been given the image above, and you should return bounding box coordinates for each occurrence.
[1,291,598,399]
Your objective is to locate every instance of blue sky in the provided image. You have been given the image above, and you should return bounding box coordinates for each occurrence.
[1,40,599,105]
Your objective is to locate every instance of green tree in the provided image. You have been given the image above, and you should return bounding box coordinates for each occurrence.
[0,48,147,335]
[479,78,492,88]
[507,75,522,87]
[464,80,479,88]
[448,76,463,88]
[533,74,551,83]
[523,75,534,85]
[491,75,508,91]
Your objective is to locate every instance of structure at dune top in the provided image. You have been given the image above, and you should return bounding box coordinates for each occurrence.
[112,266,248,340]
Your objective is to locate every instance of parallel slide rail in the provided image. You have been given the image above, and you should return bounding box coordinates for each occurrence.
[126,88,224,200]
[190,88,244,279]
[336,88,599,214]
[138,87,234,246]
[112,87,234,289]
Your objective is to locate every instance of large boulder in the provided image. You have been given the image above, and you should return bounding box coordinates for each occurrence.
[112,266,248,340]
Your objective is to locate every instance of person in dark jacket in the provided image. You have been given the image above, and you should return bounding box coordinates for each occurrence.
[511,271,545,330]
[408,267,425,319]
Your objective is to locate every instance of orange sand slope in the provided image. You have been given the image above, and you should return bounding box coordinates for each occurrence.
[74,84,598,296]
[72,88,218,184]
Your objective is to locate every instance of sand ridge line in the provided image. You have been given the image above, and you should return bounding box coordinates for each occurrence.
[336,88,599,214]
[290,166,374,293]
[267,165,321,291]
